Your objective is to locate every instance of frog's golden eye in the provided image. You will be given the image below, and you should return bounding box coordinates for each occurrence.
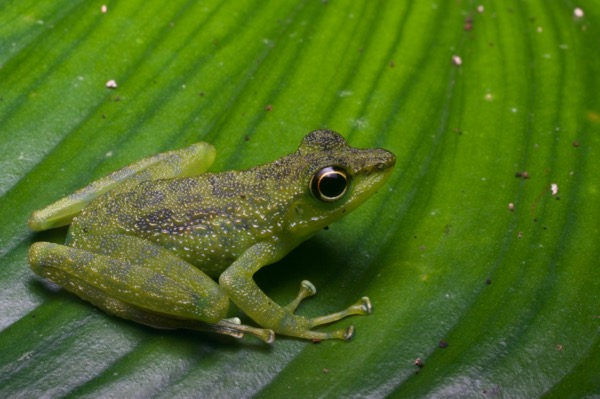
[310,166,350,202]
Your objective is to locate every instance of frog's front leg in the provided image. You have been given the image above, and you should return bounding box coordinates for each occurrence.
[219,242,372,341]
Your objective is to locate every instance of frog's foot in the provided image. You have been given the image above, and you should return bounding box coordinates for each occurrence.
[283,288,372,342]
[284,280,317,312]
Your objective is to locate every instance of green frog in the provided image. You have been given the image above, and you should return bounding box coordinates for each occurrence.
[28,130,395,343]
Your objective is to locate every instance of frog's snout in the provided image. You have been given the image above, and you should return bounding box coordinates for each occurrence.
[365,149,396,175]
[378,149,396,169]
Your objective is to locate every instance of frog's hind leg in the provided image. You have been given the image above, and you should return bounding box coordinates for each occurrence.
[29,237,274,343]
[29,142,216,231]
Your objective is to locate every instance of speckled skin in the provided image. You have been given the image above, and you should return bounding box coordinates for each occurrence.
[29,130,396,342]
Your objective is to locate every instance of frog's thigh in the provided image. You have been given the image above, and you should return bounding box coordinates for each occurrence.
[28,142,216,231]
[29,236,229,324]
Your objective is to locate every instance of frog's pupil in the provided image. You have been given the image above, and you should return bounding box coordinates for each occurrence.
[312,167,349,202]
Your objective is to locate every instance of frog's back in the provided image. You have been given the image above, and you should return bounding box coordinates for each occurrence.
[68,163,303,276]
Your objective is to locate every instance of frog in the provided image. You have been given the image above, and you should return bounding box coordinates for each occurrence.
[28,130,396,343]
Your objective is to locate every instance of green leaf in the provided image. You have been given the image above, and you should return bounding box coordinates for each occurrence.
[1,1,599,397]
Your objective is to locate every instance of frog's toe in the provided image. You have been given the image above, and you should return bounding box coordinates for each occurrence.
[360,296,373,315]
[301,280,317,296]
[311,325,354,341]
[285,280,317,313]
[343,325,355,341]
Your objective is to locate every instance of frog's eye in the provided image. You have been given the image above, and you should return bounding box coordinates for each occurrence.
[310,166,350,202]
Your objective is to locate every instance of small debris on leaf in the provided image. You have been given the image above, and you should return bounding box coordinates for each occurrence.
[464,18,473,31]
[106,79,118,89]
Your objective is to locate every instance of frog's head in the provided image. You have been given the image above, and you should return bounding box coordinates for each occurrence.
[285,130,396,240]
